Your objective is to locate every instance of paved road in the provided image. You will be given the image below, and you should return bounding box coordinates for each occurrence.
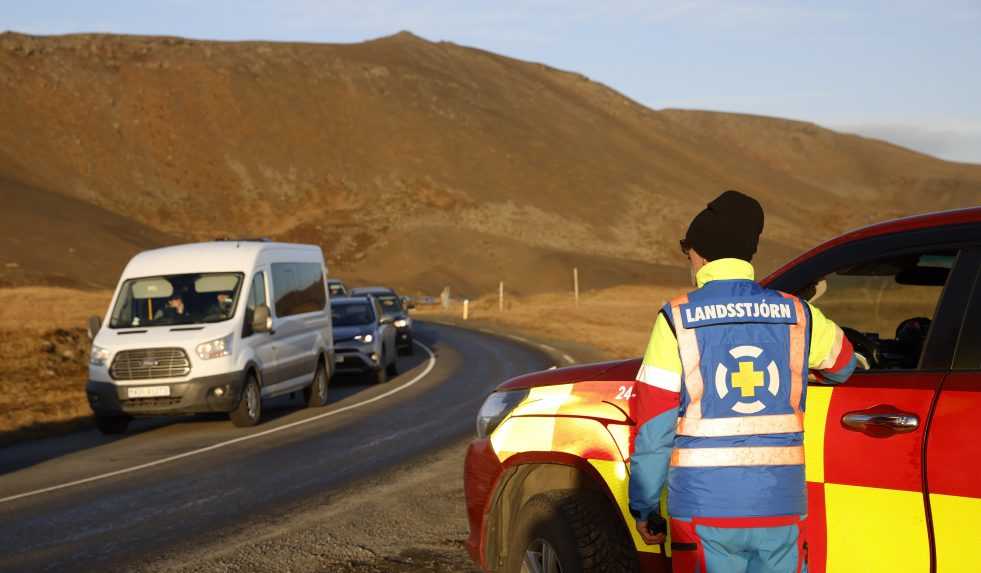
[0,322,555,573]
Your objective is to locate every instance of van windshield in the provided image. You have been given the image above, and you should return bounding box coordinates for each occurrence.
[109,273,244,328]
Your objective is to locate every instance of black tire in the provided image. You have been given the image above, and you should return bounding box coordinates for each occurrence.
[94,414,130,435]
[505,490,638,573]
[370,366,387,384]
[399,341,414,356]
[386,357,398,377]
[230,373,262,427]
[303,360,329,408]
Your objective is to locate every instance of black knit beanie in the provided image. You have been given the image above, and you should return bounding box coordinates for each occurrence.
[682,190,764,262]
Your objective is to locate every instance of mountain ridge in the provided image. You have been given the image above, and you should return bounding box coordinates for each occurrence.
[1,31,979,294]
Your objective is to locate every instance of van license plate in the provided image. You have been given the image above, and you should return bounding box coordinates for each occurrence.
[128,386,171,398]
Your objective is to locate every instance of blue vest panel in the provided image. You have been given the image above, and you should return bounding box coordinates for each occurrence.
[665,279,811,518]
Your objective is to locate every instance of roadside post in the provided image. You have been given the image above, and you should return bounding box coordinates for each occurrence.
[441,287,451,310]
[574,267,580,307]
[463,299,469,320]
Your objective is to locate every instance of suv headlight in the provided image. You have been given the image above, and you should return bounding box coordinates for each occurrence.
[196,334,233,360]
[90,345,110,367]
[394,318,411,328]
[354,333,374,344]
[476,389,529,438]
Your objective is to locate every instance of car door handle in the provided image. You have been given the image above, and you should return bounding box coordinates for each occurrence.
[842,406,919,437]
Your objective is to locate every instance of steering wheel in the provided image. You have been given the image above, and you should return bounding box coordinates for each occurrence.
[841,327,880,370]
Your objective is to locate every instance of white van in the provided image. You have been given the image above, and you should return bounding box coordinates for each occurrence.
[86,240,334,434]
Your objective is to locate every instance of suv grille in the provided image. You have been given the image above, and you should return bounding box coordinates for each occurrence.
[110,348,191,380]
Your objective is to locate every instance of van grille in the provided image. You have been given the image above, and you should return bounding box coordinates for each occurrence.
[122,397,183,408]
[110,348,191,380]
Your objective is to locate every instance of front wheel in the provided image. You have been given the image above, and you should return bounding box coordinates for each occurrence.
[230,373,262,427]
[303,360,329,408]
[506,490,638,573]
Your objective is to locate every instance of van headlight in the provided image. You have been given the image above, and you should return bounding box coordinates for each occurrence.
[394,318,411,328]
[476,389,529,438]
[196,334,233,360]
[90,345,110,367]
[354,333,374,344]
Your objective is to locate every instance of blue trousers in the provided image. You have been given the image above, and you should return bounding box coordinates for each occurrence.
[669,515,807,573]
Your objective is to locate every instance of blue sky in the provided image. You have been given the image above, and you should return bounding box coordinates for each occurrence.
[5,1,981,163]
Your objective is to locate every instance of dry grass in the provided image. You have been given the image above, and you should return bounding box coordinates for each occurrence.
[0,287,111,441]
[415,284,687,360]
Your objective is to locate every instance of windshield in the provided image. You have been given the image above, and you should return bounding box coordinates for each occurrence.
[109,273,244,328]
[331,302,375,327]
[328,283,346,297]
[376,295,403,317]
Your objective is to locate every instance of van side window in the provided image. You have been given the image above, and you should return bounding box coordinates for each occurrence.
[797,249,955,371]
[243,272,266,337]
[271,263,327,318]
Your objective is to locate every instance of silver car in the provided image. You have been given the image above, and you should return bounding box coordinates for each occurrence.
[330,296,397,384]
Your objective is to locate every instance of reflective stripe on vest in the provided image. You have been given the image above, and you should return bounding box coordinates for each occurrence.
[670,295,705,421]
[677,413,803,437]
[669,292,806,438]
[670,445,805,467]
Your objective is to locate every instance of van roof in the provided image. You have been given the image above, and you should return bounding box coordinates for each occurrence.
[122,241,323,278]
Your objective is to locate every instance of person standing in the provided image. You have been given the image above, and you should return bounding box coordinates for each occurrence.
[628,190,856,572]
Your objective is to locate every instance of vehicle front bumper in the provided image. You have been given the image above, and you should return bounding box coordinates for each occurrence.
[334,342,381,373]
[464,438,505,569]
[86,370,245,416]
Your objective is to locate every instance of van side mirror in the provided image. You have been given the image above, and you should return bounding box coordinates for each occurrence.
[87,316,102,339]
[253,304,273,333]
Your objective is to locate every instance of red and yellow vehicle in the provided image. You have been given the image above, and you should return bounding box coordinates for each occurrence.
[464,208,981,573]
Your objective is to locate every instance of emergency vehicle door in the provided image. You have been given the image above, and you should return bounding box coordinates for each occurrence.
[790,246,968,573]
[926,248,981,573]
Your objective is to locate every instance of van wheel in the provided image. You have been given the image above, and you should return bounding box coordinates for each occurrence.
[371,367,387,384]
[304,360,329,408]
[94,414,130,435]
[386,358,398,378]
[505,490,638,573]
[230,374,262,427]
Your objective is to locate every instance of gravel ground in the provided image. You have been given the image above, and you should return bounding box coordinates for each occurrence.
[133,438,482,573]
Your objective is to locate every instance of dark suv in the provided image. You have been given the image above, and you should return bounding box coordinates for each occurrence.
[350,287,414,355]
[330,296,398,384]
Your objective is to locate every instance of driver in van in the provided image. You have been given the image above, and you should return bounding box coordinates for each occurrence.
[155,295,187,321]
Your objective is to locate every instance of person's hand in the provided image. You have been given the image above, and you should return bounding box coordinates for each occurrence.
[635,515,667,545]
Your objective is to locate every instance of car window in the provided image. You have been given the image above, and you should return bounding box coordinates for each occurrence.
[953,258,981,370]
[797,250,956,371]
[242,271,266,337]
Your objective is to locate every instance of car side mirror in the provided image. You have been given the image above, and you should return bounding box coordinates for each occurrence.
[379,316,394,325]
[87,316,102,339]
[253,304,273,333]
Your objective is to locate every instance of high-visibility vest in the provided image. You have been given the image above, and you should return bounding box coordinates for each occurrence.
[664,278,810,518]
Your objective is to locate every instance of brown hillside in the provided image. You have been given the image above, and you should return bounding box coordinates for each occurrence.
[1,31,979,295]
[0,178,174,288]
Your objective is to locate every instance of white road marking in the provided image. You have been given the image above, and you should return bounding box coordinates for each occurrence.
[508,334,530,343]
[0,340,437,506]
[562,354,576,365]
[538,343,558,353]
